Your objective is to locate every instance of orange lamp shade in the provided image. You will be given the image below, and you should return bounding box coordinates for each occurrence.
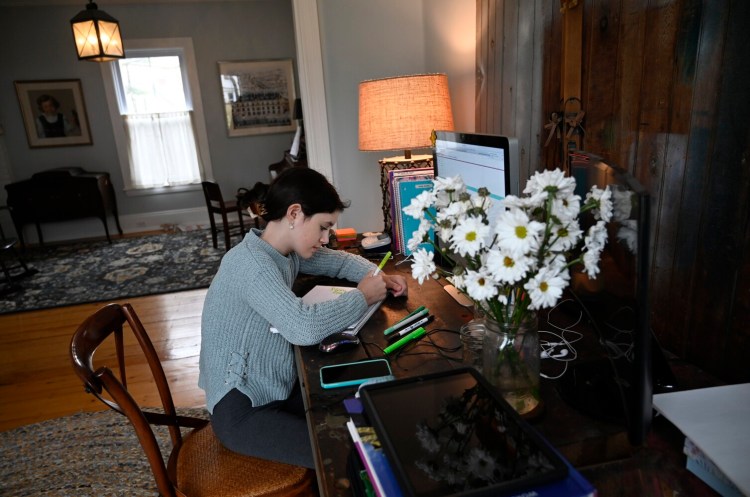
[358,74,454,153]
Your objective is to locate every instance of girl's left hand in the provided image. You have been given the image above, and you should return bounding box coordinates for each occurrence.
[382,273,408,297]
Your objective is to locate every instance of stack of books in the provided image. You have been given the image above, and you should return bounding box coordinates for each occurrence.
[654,383,750,497]
[387,168,434,256]
[683,437,743,497]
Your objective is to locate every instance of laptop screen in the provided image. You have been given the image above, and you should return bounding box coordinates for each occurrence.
[360,368,568,497]
[433,131,519,224]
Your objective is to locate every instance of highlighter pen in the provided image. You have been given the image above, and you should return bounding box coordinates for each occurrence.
[383,308,429,336]
[384,327,427,355]
[372,251,392,277]
[384,305,425,333]
[399,305,426,322]
[387,315,434,342]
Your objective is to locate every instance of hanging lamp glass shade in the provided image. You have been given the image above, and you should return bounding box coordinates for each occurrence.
[70,1,124,62]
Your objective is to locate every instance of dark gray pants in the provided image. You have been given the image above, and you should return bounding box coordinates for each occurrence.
[210,385,315,468]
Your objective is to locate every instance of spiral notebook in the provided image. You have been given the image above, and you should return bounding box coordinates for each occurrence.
[301,285,383,336]
[269,285,382,335]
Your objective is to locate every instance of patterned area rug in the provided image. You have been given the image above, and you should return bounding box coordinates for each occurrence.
[0,408,208,497]
[0,230,226,315]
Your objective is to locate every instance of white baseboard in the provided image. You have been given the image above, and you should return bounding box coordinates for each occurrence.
[15,207,209,244]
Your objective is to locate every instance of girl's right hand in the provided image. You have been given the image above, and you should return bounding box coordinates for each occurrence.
[357,271,388,305]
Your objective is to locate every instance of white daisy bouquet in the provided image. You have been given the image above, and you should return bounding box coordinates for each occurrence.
[403,169,613,329]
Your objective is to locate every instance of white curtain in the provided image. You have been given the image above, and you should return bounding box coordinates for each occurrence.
[123,111,202,189]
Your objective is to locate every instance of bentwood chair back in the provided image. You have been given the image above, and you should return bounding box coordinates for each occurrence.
[70,303,316,497]
[201,181,246,251]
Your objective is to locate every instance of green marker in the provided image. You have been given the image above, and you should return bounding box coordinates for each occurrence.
[384,327,427,355]
[383,307,429,336]
[373,250,391,276]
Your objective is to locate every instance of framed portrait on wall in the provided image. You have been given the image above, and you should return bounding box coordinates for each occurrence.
[218,59,297,137]
[14,79,92,148]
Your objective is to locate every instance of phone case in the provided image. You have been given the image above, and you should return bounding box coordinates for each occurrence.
[319,359,393,389]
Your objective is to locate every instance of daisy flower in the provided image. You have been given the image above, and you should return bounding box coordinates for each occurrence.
[450,215,490,257]
[403,190,436,220]
[551,194,581,222]
[466,447,497,481]
[611,187,633,222]
[548,222,583,252]
[584,220,607,252]
[464,269,500,302]
[582,248,603,278]
[617,220,638,254]
[495,208,544,256]
[411,248,436,284]
[406,217,432,253]
[433,175,464,193]
[486,248,532,284]
[524,169,576,198]
[523,266,568,310]
[586,185,614,222]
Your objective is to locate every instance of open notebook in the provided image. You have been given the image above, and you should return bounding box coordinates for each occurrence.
[270,285,383,336]
[302,285,383,336]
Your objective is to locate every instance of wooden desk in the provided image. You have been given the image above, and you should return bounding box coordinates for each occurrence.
[294,257,719,497]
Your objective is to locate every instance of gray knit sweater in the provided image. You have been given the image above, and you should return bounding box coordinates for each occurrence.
[199,229,376,413]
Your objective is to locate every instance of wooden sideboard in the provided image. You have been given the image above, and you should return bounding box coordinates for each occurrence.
[4,167,122,248]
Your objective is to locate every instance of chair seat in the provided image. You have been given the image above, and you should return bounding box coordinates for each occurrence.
[176,424,316,497]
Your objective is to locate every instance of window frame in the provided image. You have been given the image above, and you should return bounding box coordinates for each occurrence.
[100,37,213,196]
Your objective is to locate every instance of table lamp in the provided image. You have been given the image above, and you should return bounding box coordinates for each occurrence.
[358,73,454,235]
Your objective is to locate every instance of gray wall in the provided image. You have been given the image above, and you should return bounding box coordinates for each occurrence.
[0,1,297,240]
[0,0,475,241]
[319,0,475,232]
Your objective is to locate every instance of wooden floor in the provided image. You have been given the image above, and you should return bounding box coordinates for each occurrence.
[0,288,208,432]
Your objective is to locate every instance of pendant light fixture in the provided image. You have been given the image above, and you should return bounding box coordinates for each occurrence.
[70,1,124,62]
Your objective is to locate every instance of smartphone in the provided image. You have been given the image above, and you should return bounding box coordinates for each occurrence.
[319,359,393,389]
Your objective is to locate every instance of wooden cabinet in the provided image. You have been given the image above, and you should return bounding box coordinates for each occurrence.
[5,167,122,248]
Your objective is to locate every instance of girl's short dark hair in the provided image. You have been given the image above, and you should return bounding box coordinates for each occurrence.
[261,167,349,222]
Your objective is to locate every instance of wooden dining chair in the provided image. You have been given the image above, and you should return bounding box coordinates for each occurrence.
[201,181,246,251]
[70,303,317,497]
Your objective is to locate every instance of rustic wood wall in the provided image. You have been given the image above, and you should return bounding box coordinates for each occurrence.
[476,0,545,187]
[480,0,750,382]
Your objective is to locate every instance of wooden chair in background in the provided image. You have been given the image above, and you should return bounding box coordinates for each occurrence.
[201,181,246,251]
[70,303,316,497]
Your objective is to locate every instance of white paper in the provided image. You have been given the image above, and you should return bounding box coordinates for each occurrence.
[302,285,383,336]
[653,383,750,495]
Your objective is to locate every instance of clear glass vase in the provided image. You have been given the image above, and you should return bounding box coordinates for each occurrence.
[481,314,540,415]
[459,318,485,373]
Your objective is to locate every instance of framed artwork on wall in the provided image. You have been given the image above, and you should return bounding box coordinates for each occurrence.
[14,79,92,148]
[218,59,297,137]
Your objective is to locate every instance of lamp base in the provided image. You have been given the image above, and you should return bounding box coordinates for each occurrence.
[379,154,432,239]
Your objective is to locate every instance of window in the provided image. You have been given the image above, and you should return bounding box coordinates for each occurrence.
[101,38,213,193]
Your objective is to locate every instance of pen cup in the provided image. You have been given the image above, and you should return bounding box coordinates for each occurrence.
[459,318,485,373]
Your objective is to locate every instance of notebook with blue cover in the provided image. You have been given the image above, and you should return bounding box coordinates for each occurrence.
[394,176,435,256]
[388,168,433,253]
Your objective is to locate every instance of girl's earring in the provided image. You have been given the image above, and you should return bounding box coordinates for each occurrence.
[289,223,294,230]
